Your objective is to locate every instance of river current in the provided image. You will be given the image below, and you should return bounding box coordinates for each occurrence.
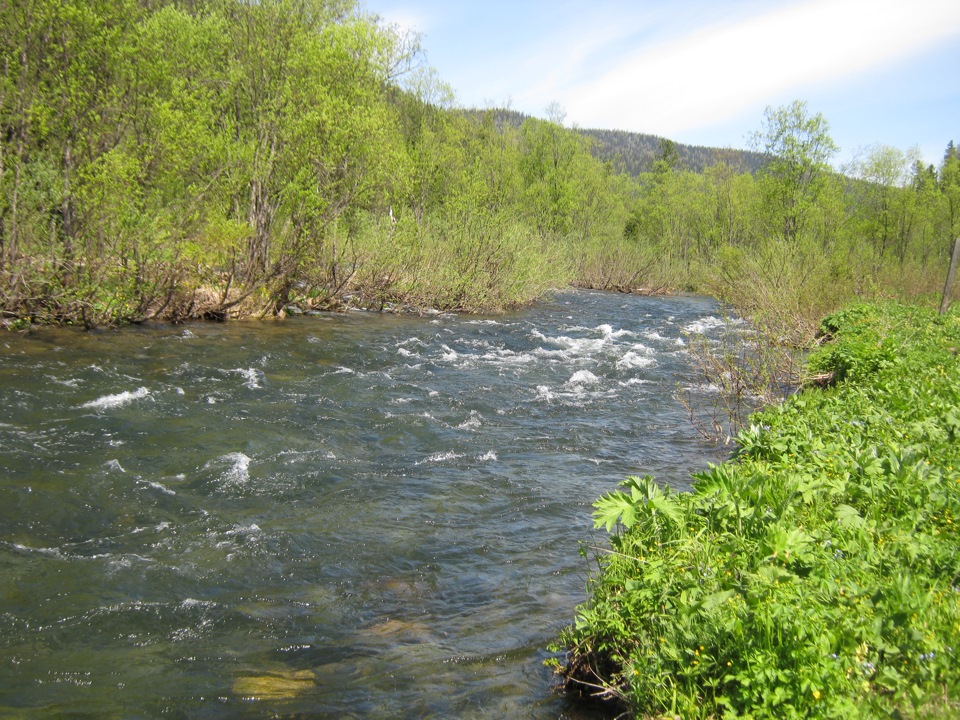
[0,290,731,719]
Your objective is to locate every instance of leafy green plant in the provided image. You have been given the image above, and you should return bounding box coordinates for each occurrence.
[553,302,960,719]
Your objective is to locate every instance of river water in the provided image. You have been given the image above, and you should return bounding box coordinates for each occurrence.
[0,290,731,719]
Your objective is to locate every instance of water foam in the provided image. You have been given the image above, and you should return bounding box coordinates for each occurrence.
[225,453,252,485]
[541,335,606,356]
[683,316,727,334]
[225,523,261,536]
[204,452,252,489]
[597,324,635,339]
[234,368,264,389]
[138,479,176,495]
[416,451,465,465]
[567,370,600,386]
[535,385,555,402]
[7,542,63,558]
[47,374,82,388]
[513,328,606,368]
[180,598,217,609]
[81,387,150,410]
[458,411,483,430]
[616,351,656,371]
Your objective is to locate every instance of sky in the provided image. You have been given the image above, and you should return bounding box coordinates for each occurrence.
[367,0,960,168]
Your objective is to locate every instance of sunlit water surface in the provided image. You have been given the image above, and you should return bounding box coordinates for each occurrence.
[0,290,732,719]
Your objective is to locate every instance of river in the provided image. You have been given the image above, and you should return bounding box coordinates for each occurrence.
[0,289,731,719]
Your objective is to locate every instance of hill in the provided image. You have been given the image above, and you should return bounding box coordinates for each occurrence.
[579,127,767,175]
[467,108,767,175]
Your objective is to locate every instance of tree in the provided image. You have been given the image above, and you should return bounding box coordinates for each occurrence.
[518,116,583,238]
[750,100,839,245]
[941,141,960,242]
[653,138,681,175]
[847,144,916,262]
[394,66,454,225]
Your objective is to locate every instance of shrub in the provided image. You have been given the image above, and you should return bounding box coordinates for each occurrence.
[553,302,960,719]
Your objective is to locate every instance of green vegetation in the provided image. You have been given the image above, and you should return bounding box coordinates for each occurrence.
[0,0,614,325]
[630,103,959,344]
[552,302,960,718]
[2,2,958,330]
[4,3,960,715]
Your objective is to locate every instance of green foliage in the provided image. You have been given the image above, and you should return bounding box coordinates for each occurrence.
[751,100,839,244]
[619,101,960,341]
[1,8,957,331]
[0,0,631,324]
[593,475,684,533]
[554,302,960,719]
[347,210,570,312]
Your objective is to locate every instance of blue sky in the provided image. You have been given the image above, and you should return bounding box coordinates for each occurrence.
[367,0,960,168]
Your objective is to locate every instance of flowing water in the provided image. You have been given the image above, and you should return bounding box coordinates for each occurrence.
[0,290,732,719]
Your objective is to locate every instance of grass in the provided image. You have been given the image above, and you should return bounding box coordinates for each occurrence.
[551,301,960,719]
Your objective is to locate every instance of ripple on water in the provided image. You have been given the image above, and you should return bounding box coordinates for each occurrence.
[0,289,724,719]
[80,386,151,410]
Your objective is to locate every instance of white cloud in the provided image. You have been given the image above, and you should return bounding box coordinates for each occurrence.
[556,0,960,135]
[372,4,435,37]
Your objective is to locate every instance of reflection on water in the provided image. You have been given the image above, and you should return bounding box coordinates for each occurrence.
[0,290,731,718]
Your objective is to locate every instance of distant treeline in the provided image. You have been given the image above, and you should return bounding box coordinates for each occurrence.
[472,108,767,175]
[1,0,958,334]
[580,128,768,175]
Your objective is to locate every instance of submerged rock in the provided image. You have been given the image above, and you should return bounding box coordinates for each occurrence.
[233,668,316,699]
[364,618,434,643]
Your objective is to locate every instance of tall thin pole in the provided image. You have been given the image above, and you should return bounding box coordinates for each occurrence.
[941,237,960,315]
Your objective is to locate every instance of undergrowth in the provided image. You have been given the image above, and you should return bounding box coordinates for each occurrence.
[552,302,960,719]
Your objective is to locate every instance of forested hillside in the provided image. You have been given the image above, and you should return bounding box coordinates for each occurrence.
[467,108,767,174]
[578,128,767,175]
[1,0,958,336]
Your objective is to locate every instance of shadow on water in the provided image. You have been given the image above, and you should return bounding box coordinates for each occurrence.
[0,290,733,718]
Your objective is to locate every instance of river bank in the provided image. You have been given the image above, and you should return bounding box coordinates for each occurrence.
[553,301,960,718]
[0,265,680,332]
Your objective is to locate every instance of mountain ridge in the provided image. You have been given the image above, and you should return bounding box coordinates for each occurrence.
[465,107,767,175]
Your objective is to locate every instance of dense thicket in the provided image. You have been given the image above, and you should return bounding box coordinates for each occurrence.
[1,1,958,331]
[0,0,607,324]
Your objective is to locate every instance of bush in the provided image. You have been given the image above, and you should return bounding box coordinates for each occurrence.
[553,302,960,719]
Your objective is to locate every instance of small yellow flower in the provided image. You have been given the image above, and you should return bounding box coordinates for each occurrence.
[813,689,821,700]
